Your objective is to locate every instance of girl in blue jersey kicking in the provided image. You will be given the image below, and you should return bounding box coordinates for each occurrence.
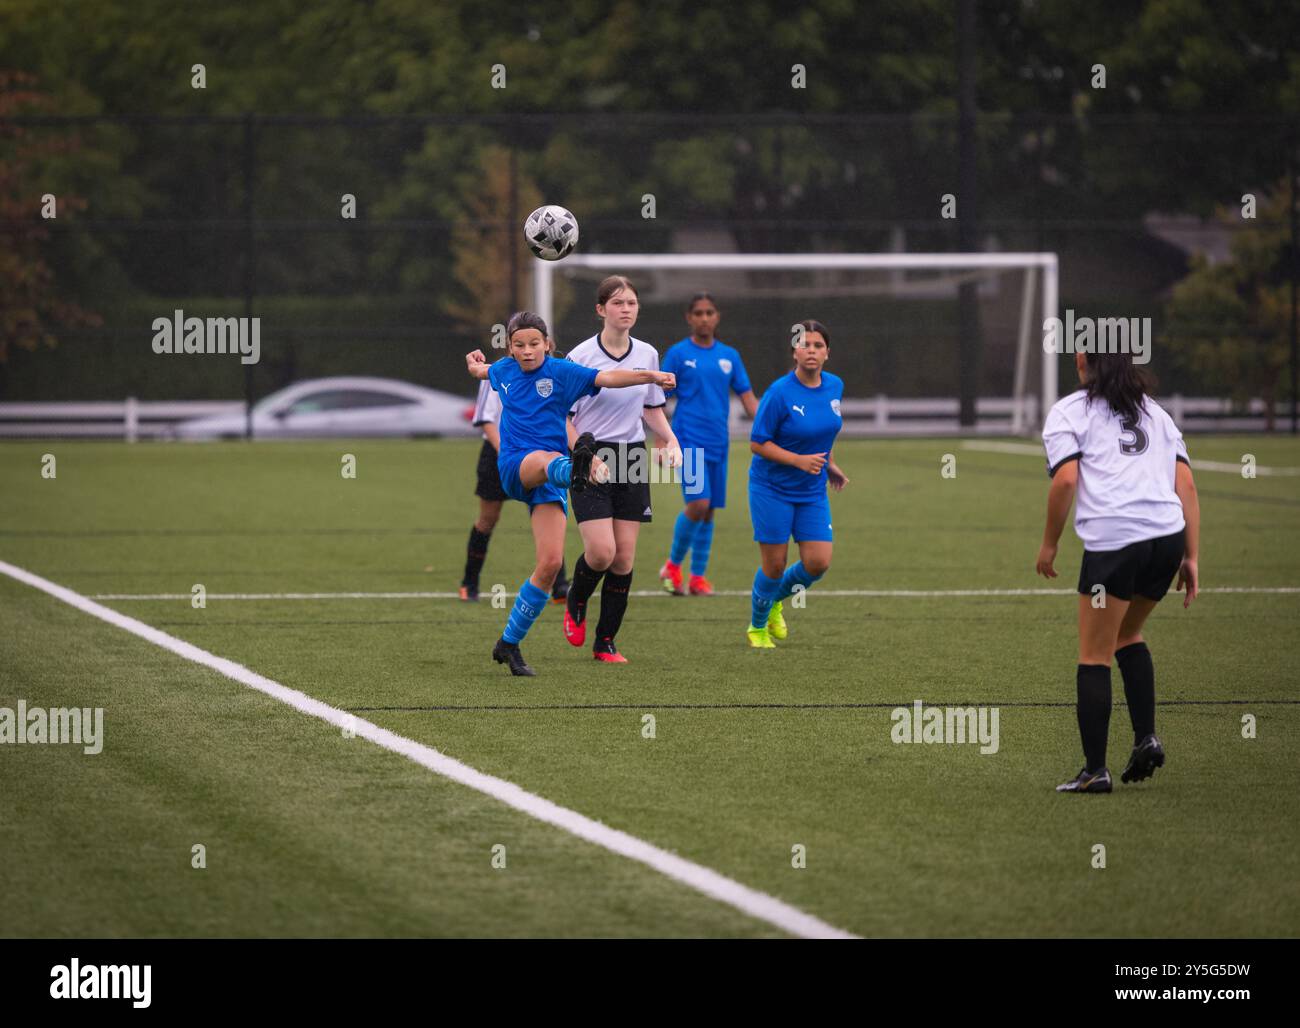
[745,320,849,648]
[466,311,675,676]
[658,293,759,596]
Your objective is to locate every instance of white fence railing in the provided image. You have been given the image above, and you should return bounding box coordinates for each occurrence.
[0,400,243,441]
[0,395,1292,440]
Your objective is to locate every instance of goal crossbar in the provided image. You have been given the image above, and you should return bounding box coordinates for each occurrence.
[533,252,1060,434]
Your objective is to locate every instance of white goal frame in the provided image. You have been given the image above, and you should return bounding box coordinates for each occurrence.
[534,252,1059,434]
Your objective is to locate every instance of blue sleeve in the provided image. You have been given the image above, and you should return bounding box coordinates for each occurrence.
[561,360,601,407]
[731,351,752,395]
[661,346,679,376]
[487,360,505,392]
[750,383,784,445]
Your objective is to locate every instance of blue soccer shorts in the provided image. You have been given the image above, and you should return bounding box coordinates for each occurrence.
[498,451,569,515]
[748,481,833,544]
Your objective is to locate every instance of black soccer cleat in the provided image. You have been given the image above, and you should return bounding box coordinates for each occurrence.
[1121,734,1165,784]
[550,577,570,604]
[570,432,597,494]
[459,584,479,602]
[1056,767,1113,794]
[492,638,536,677]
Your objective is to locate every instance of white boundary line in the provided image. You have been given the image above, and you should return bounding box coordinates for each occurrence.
[961,440,1300,476]
[84,586,1300,601]
[0,558,854,940]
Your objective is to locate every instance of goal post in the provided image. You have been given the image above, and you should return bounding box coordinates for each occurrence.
[533,252,1060,435]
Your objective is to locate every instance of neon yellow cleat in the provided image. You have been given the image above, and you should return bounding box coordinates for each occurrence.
[767,600,787,640]
[747,625,776,649]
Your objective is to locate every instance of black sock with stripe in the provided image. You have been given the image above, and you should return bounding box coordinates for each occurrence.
[595,570,633,643]
[567,555,604,622]
[1076,663,1112,773]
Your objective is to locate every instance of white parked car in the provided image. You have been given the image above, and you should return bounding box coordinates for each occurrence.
[173,376,478,440]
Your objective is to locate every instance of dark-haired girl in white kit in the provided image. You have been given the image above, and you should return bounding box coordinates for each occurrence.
[1037,349,1201,793]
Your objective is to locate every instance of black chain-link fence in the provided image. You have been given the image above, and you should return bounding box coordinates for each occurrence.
[4,112,1294,418]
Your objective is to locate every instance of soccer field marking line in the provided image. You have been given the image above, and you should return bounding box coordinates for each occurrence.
[0,558,854,941]
[349,698,1300,713]
[961,440,1300,476]
[84,586,1300,601]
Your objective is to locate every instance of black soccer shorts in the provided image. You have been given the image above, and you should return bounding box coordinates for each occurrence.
[1077,529,1185,602]
[570,440,653,524]
[474,439,508,502]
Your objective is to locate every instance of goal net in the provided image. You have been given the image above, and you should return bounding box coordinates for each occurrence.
[533,253,1059,436]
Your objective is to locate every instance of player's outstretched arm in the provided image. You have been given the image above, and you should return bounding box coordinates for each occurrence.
[466,350,490,380]
[1036,460,1077,578]
[1174,460,1200,607]
[595,369,675,391]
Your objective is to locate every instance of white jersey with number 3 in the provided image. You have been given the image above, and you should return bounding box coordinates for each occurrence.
[1042,390,1189,552]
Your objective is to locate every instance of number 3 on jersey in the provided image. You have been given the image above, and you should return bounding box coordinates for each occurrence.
[1118,416,1149,455]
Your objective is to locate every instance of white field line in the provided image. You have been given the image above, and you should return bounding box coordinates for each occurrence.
[85,587,1300,601]
[961,440,1300,476]
[0,558,854,940]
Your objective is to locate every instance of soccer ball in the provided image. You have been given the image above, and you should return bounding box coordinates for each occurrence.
[524,204,579,261]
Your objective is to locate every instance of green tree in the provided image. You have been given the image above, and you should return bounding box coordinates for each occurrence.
[0,72,100,387]
[1162,179,1295,428]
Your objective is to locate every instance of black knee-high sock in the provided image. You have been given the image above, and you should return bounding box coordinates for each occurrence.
[566,555,604,620]
[595,570,633,641]
[1116,642,1155,743]
[463,527,491,587]
[1076,664,1112,772]
[554,558,570,588]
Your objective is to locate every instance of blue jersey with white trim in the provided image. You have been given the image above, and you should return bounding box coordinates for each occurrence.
[661,337,751,455]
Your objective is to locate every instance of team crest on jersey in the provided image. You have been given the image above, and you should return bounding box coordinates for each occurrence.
[535,378,554,398]
[718,359,732,374]
[831,398,841,417]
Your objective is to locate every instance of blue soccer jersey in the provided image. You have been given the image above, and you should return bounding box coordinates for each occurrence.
[749,370,845,500]
[661,338,751,455]
[489,354,601,463]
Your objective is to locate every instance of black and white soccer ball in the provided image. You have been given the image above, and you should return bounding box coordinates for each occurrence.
[524,204,579,261]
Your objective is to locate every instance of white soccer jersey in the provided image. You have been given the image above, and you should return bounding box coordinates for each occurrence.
[471,378,502,431]
[1042,389,1189,551]
[566,334,666,443]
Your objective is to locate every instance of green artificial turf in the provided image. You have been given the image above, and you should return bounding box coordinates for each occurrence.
[1,437,1297,937]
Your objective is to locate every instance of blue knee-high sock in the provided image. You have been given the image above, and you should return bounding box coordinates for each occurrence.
[545,455,573,489]
[690,520,714,577]
[669,511,700,565]
[502,579,550,644]
[775,561,823,603]
[750,570,783,629]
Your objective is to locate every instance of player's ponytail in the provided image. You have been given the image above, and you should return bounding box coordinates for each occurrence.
[1084,352,1148,424]
[506,310,549,340]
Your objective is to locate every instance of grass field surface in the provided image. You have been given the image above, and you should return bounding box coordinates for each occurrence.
[2,437,1297,937]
